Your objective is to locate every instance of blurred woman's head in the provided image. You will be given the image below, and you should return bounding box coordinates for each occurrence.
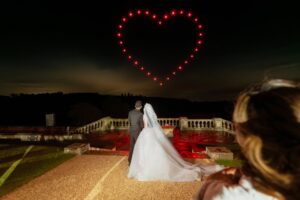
[233,79,300,200]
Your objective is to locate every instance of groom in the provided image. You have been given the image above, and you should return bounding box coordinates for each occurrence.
[128,100,144,166]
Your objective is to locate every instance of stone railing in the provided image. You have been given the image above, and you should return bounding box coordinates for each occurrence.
[73,117,235,135]
[181,118,234,134]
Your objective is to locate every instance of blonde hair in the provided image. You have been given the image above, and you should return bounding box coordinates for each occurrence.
[242,135,292,186]
[234,94,292,182]
[233,79,300,200]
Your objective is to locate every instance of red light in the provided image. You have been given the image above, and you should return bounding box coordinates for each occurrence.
[118,10,202,85]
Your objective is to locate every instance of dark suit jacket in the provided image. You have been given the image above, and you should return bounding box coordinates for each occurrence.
[128,109,144,136]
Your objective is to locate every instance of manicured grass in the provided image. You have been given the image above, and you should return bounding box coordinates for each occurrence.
[0,144,76,197]
[198,143,243,168]
[215,159,243,167]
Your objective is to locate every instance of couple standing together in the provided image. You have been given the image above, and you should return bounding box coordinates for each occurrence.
[127,100,223,182]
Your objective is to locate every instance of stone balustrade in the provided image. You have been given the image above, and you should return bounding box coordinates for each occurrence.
[73,116,235,135]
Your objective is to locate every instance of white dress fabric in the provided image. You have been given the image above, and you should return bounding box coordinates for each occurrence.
[128,103,223,182]
[199,176,277,200]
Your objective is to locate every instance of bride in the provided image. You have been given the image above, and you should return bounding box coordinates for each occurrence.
[128,103,223,182]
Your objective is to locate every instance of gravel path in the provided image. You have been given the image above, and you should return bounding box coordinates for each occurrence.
[1,155,202,200]
[99,158,201,200]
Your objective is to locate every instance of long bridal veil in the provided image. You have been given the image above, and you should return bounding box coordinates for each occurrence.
[143,103,199,169]
[128,103,223,181]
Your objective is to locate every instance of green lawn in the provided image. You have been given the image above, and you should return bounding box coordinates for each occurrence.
[215,159,243,167]
[0,143,76,197]
[198,143,243,167]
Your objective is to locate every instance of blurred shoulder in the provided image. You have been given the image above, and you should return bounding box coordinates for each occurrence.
[129,109,142,115]
[204,176,277,200]
[128,109,135,115]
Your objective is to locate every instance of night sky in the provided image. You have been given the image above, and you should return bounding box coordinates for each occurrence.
[0,0,299,101]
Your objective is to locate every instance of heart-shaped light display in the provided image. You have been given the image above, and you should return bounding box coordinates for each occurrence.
[117,9,204,86]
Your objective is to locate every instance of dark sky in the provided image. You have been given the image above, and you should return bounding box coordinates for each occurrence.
[0,0,299,100]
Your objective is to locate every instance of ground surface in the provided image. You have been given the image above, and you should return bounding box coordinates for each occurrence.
[0,144,75,197]
[1,154,202,200]
[0,131,239,199]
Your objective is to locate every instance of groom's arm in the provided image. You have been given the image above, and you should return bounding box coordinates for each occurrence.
[128,111,131,128]
[139,114,144,129]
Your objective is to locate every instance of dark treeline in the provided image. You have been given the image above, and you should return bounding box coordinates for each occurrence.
[0,92,234,126]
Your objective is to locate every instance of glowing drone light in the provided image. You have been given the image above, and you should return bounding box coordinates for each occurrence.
[116,33,122,37]
[117,9,204,86]
[128,12,134,17]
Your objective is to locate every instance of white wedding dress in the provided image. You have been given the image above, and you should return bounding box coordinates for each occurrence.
[128,103,223,182]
